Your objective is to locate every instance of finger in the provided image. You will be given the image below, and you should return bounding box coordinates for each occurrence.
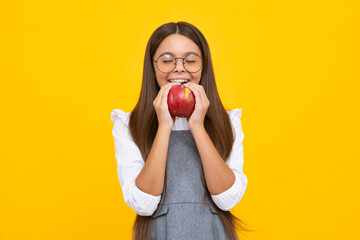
[154,84,166,104]
[186,83,209,107]
[155,82,178,105]
[161,82,180,103]
[197,85,209,107]
[184,84,204,107]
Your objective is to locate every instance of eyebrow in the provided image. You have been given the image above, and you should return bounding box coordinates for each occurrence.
[159,51,201,57]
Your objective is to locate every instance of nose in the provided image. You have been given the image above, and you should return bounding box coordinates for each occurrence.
[173,58,186,72]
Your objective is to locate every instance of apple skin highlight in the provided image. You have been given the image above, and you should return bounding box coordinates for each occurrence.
[167,85,196,118]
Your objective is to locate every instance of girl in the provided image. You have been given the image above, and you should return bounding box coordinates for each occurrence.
[111,21,251,240]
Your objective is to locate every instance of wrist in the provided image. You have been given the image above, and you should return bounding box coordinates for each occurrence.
[189,124,206,134]
[158,125,173,134]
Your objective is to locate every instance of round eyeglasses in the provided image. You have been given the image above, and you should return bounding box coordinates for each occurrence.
[153,53,203,73]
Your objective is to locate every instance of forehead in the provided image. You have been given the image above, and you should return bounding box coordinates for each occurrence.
[155,34,202,57]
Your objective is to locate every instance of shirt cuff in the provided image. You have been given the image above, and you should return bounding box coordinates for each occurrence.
[210,173,244,211]
[131,183,162,216]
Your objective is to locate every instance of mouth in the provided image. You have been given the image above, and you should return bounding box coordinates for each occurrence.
[168,79,190,84]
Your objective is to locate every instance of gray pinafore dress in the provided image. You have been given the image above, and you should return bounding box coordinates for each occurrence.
[149,130,235,240]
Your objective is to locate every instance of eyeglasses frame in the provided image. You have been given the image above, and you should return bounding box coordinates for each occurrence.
[153,53,203,73]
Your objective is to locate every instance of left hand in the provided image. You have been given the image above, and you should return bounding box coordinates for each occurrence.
[183,82,210,130]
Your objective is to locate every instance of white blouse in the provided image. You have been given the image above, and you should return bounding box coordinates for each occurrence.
[110,108,248,216]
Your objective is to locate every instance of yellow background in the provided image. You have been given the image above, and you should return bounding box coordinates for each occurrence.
[1,0,359,239]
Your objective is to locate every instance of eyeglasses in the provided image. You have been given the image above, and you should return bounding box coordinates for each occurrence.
[153,53,203,73]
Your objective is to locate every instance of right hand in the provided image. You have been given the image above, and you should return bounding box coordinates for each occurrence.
[153,82,180,131]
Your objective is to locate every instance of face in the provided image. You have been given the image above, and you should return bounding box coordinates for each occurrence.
[153,34,203,88]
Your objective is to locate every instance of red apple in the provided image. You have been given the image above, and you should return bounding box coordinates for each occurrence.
[167,85,196,118]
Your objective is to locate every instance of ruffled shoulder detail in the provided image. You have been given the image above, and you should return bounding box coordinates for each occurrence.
[227,108,243,142]
[110,109,131,128]
[227,108,242,122]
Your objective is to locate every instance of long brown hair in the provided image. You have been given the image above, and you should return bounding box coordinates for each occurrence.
[129,21,253,240]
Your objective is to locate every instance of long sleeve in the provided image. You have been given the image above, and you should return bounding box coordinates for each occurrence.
[210,108,248,211]
[110,109,161,216]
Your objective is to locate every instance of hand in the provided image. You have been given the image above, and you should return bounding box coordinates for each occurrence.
[183,82,210,130]
[153,82,181,131]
